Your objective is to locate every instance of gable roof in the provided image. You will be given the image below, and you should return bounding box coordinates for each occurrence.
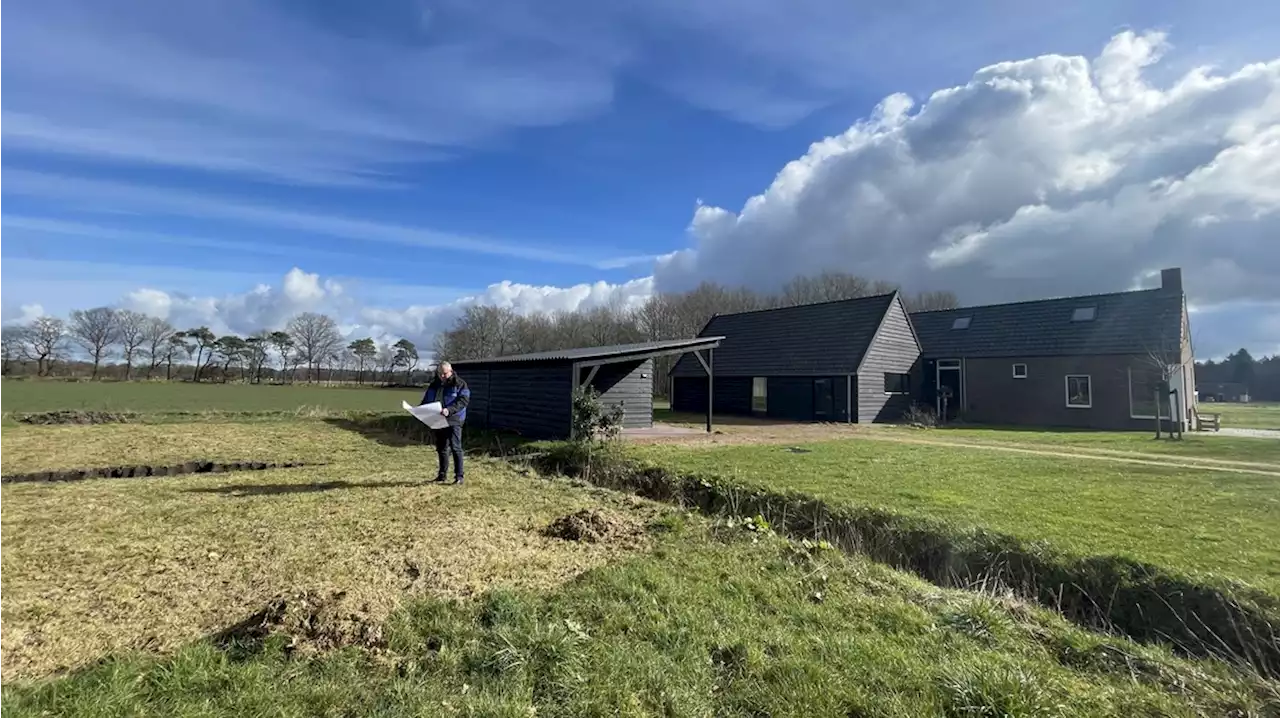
[910,288,1184,358]
[670,292,900,377]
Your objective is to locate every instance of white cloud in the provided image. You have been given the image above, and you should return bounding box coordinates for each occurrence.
[12,266,658,355]
[655,31,1280,316]
[6,30,1279,361]
[1,304,48,326]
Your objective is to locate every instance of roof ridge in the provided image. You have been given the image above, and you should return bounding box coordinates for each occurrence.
[709,290,897,319]
[910,286,1166,315]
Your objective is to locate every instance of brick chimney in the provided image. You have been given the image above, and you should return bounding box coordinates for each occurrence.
[1160,267,1182,293]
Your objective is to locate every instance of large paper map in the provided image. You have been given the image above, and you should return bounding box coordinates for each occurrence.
[402,400,449,430]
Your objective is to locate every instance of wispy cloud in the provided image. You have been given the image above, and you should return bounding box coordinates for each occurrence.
[2,172,651,270]
[11,0,1246,188]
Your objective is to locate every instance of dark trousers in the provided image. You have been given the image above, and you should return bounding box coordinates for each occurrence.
[433,424,464,479]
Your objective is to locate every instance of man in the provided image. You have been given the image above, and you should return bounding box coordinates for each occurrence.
[420,361,470,484]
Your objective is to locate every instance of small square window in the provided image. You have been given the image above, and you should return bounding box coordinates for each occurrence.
[884,372,910,394]
[1066,375,1092,408]
[1012,363,1028,379]
[1071,306,1096,322]
[951,316,972,330]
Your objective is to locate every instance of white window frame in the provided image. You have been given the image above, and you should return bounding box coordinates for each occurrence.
[883,372,910,395]
[1011,363,1028,379]
[751,377,767,414]
[1065,374,1092,408]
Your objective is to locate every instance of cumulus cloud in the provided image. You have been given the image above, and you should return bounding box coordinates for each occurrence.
[656,31,1280,312]
[1,304,48,326]
[102,267,655,356]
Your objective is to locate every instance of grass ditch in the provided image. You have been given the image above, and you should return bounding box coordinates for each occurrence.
[492,439,1280,679]
[6,521,1276,717]
[0,460,317,484]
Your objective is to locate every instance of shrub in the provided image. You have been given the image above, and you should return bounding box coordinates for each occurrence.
[903,403,939,428]
[570,386,624,443]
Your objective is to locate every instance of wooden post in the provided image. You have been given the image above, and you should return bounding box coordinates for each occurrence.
[1154,389,1162,439]
[706,348,714,434]
[692,349,715,433]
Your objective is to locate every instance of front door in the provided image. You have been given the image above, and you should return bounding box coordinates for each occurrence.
[936,360,962,421]
[814,378,834,420]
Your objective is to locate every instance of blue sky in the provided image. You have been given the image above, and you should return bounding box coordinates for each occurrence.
[3,0,1279,359]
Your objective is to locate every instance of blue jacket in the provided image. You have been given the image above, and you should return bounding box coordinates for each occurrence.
[422,374,470,425]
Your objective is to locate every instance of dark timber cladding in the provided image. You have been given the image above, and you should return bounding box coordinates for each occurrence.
[908,268,1192,431]
[447,337,724,439]
[669,291,923,424]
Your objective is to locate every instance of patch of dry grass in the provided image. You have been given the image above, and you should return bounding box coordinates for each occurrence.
[0,421,666,680]
[0,421,376,475]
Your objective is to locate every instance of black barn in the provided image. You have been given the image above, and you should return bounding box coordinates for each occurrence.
[447,337,723,439]
[668,292,922,423]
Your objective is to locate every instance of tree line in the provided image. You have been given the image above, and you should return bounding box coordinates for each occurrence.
[1195,349,1280,402]
[0,308,422,385]
[432,272,961,396]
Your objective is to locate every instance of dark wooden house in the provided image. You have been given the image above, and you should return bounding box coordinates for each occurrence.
[447,337,722,439]
[909,268,1196,431]
[668,292,922,423]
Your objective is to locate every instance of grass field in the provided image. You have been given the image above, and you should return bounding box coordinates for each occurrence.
[3,421,1275,716]
[1,378,416,415]
[1207,401,1280,431]
[3,388,1279,715]
[629,439,1280,595]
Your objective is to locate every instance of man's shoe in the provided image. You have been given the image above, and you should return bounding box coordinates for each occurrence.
[432,475,448,483]
[452,476,464,485]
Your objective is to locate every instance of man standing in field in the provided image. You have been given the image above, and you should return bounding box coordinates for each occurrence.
[421,361,470,484]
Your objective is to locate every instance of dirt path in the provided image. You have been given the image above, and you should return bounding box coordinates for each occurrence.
[630,423,1280,477]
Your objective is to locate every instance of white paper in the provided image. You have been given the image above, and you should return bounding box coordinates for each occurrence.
[403,400,449,430]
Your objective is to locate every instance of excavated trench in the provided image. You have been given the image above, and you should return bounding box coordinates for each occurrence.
[1,461,317,484]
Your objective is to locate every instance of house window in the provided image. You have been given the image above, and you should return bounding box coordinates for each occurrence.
[1129,367,1171,419]
[951,316,971,330]
[752,377,767,413]
[1071,306,1096,322]
[884,373,910,394]
[1012,363,1028,379]
[1065,375,1092,408]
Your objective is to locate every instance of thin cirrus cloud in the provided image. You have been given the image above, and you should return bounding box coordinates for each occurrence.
[7,0,1241,186]
[1,171,653,271]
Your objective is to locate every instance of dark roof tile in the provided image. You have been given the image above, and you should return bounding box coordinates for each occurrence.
[910,289,1184,358]
[671,293,898,377]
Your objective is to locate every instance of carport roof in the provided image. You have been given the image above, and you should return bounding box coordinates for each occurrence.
[447,336,725,367]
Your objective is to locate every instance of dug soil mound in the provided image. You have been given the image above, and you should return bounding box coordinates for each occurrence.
[14,410,139,425]
[216,589,391,656]
[544,508,645,545]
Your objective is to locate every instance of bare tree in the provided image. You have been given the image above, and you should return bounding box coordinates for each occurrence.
[69,307,120,378]
[2,326,31,375]
[24,316,68,376]
[115,310,149,380]
[286,312,342,382]
[166,333,192,380]
[141,317,177,378]
[903,290,961,313]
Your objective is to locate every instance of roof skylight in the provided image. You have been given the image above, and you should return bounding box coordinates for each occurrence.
[951,316,972,330]
[1071,306,1097,322]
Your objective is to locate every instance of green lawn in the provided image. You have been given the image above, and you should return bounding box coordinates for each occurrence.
[920,426,1280,464]
[0,379,418,415]
[1206,401,1280,431]
[629,440,1280,596]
